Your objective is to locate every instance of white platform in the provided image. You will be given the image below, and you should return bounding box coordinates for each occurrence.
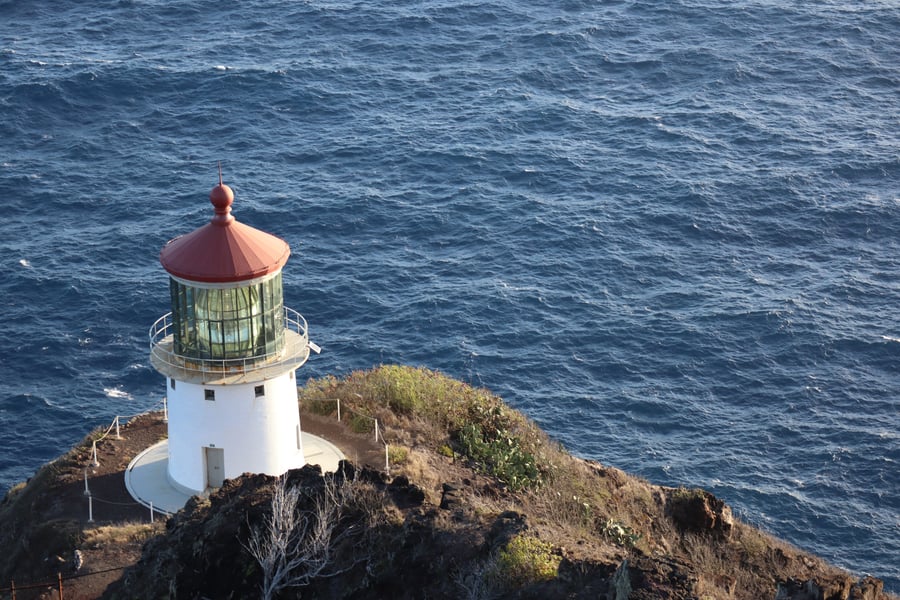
[125,433,346,515]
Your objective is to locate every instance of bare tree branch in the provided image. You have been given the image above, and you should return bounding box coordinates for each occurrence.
[243,473,367,600]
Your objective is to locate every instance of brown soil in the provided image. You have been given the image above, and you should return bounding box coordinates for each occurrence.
[0,406,384,600]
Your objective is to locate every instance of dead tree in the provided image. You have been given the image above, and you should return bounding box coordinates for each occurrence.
[244,474,361,600]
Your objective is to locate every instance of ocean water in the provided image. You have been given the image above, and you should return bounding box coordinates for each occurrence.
[0,0,897,590]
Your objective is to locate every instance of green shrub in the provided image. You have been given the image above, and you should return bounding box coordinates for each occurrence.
[601,519,641,548]
[373,365,421,414]
[307,398,337,416]
[491,534,559,587]
[457,423,542,491]
[387,445,408,465]
[298,365,556,491]
[349,413,374,434]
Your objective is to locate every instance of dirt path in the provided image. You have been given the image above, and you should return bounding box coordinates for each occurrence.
[15,406,383,599]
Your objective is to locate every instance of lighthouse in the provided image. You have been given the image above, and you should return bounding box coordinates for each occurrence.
[147,174,316,496]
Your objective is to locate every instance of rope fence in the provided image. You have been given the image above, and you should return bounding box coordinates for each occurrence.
[86,398,168,469]
[2,396,397,598]
[81,398,169,524]
[0,565,131,599]
[0,401,172,598]
[307,397,392,474]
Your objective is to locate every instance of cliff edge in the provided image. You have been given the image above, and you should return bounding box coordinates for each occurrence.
[0,365,893,600]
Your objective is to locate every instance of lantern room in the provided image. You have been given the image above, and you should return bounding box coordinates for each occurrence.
[147,174,316,495]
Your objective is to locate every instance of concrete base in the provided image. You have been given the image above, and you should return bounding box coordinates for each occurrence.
[125,433,346,516]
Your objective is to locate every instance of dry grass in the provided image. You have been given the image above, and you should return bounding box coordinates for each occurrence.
[298,367,898,599]
[84,521,163,548]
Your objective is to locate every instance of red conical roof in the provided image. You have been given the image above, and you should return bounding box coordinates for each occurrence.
[159,181,291,283]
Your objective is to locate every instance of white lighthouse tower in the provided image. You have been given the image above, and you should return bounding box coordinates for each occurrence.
[148,175,314,495]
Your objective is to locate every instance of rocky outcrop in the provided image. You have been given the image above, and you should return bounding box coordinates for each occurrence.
[667,487,734,539]
[608,555,699,600]
[776,575,885,600]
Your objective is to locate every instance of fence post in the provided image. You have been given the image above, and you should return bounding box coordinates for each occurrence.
[336,398,341,422]
[374,419,380,444]
[384,443,390,474]
[83,469,90,496]
[163,396,168,422]
[150,502,154,524]
[88,495,94,523]
[58,571,63,600]
[11,579,15,600]
[115,415,121,440]
[90,441,99,467]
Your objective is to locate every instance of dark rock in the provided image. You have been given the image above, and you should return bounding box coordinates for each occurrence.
[668,488,733,539]
[607,559,632,600]
[851,576,884,600]
[487,510,527,551]
[389,474,426,508]
[440,482,461,510]
[336,459,356,480]
[774,575,888,600]
[626,555,699,600]
[776,578,824,600]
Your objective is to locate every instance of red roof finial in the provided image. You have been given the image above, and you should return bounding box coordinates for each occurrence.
[210,162,234,226]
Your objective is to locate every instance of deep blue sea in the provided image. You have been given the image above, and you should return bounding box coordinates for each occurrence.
[1,0,897,590]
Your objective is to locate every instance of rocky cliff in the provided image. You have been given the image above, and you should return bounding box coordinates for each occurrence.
[0,366,894,600]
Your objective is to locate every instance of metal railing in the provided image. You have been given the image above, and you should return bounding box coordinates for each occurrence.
[149,307,310,384]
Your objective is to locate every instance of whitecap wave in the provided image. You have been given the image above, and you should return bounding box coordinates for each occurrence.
[104,388,133,400]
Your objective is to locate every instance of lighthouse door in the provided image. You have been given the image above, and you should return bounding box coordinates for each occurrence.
[205,447,225,489]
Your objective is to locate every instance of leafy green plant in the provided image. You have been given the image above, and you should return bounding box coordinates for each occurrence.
[456,423,542,491]
[349,413,374,434]
[307,398,337,416]
[601,519,641,548]
[387,445,408,465]
[490,534,559,587]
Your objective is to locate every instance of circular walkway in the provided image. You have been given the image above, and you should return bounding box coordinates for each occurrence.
[125,433,346,515]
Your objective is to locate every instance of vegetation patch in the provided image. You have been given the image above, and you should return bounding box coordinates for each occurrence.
[490,533,560,588]
[457,422,542,491]
[300,365,556,491]
[348,412,374,434]
[601,518,641,548]
[387,445,409,465]
[84,522,161,547]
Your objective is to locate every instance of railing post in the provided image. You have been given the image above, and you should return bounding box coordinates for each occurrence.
[384,443,390,474]
[150,502,154,523]
[11,578,15,600]
[91,441,99,467]
[83,468,90,496]
[115,415,121,440]
[374,419,380,443]
[163,396,168,422]
[88,495,94,523]
[58,571,63,600]
[336,398,341,422]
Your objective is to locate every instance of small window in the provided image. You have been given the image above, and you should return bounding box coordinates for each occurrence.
[205,389,216,401]
[254,385,265,398]
[170,378,176,390]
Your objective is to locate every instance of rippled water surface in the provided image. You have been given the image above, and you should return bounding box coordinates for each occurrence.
[0,0,897,589]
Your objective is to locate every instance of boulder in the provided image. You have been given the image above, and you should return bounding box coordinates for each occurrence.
[667,488,733,539]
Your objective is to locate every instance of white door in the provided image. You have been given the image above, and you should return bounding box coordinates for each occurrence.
[206,447,225,488]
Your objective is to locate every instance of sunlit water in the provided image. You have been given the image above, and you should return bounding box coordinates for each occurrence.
[0,0,897,589]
